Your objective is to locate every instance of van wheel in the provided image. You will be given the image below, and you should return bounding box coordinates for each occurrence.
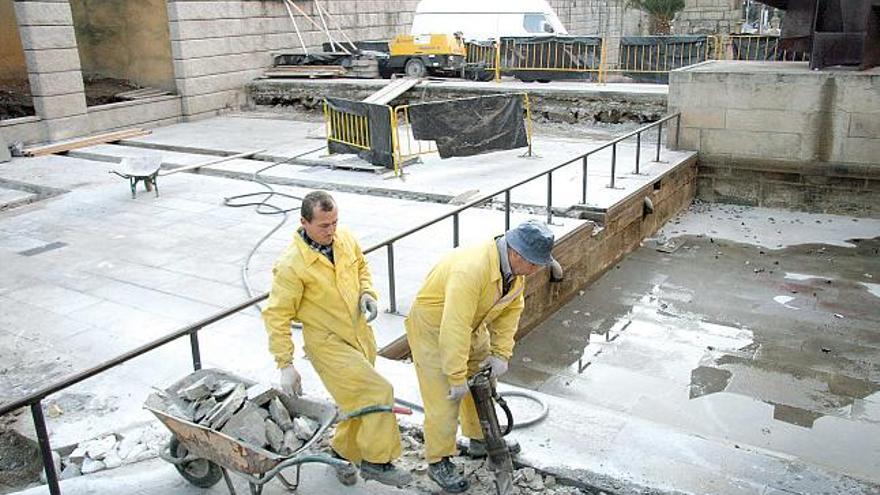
[405,58,427,78]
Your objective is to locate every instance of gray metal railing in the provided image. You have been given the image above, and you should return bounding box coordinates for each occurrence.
[0,113,681,494]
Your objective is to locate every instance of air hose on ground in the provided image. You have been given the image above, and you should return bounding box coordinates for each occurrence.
[222,145,326,312]
[394,389,549,431]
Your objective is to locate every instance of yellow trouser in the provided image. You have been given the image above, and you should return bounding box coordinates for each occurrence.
[305,330,402,464]
[406,309,490,463]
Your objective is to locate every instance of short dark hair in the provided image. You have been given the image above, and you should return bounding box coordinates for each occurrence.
[301,191,336,221]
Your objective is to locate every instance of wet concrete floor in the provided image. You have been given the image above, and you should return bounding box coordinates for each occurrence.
[507,234,880,486]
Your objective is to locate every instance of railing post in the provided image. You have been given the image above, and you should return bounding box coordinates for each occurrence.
[504,190,511,231]
[635,132,641,174]
[387,243,396,314]
[675,114,681,150]
[655,121,663,162]
[609,143,617,189]
[453,213,460,248]
[581,156,588,204]
[32,401,61,495]
[546,172,553,224]
[190,332,202,371]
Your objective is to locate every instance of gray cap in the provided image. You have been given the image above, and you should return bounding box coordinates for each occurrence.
[505,220,555,266]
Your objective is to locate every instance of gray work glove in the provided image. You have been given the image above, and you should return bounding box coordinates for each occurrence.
[549,257,564,282]
[480,355,509,377]
[359,293,378,322]
[280,365,302,397]
[447,384,469,401]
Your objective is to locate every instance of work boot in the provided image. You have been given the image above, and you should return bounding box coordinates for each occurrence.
[467,438,521,458]
[428,457,470,493]
[329,449,357,486]
[359,461,413,487]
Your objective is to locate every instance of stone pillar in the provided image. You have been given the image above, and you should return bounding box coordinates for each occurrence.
[14,0,89,141]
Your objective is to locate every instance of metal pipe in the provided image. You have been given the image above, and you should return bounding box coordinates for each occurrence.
[190,332,202,371]
[546,173,553,224]
[609,143,617,189]
[387,243,396,314]
[31,402,61,495]
[655,121,663,162]
[635,132,641,174]
[504,190,511,231]
[453,213,460,248]
[675,114,681,150]
[581,156,588,204]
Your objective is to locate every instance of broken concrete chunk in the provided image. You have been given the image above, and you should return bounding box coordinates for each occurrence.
[83,435,117,460]
[211,381,238,399]
[59,462,82,480]
[220,403,267,447]
[256,407,270,420]
[193,397,217,422]
[292,416,318,441]
[102,449,122,469]
[181,377,215,401]
[265,419,284,453]
[205,383,246,430]
[246,383,277,406]
[69,445,87,464]
[269,397,294,430]
[80,458,105,474]
[199,400,225,427]
[283,430,304,455]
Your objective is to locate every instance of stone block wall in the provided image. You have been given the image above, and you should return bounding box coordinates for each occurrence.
[669,61,880,217]
[674,0,742,35]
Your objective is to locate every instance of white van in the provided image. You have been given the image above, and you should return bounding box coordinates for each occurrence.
[411,0,568,41]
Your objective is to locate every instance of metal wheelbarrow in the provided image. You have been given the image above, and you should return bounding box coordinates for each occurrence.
[109,156,162,199]
[145,368,382,495]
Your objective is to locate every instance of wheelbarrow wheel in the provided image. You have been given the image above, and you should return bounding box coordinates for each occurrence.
[169,436,224,488]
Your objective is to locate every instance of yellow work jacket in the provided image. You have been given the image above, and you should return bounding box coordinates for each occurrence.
[263,227,378,368]
[409,239,525,385]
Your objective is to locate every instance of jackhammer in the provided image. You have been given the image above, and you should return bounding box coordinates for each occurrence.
[468,366,515,495]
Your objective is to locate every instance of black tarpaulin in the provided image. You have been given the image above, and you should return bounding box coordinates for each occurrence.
[407,95,528,159]
[324,97,394,168]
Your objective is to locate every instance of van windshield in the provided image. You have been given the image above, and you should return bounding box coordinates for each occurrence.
[523,13,552,33]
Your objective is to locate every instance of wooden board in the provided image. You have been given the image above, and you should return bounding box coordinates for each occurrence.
[22,128,152,157]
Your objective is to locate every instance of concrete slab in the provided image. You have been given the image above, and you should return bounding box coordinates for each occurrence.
[506,203,880,493]
[71,116,693,212]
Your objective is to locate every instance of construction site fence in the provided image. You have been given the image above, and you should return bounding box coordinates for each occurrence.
[323,102,371,151]
[390,93,533,174]
[465,34,810,83]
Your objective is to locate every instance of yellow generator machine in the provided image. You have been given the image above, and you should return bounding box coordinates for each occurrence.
[388,33,466,78]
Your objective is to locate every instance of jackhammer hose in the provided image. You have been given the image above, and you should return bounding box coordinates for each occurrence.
[394,389,549,431]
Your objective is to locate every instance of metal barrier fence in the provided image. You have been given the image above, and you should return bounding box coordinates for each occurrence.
[465,34,807,83]
[390,93,534,174]
[0,113,681,495]
[722,34,810,62]
[323,102,371,150]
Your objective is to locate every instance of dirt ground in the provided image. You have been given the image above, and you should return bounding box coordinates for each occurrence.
[81,76,141,107]
[0,76,142,120]
[0,80,35,120]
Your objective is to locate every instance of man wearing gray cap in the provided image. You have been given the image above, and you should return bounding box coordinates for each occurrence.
[405,219,558,493]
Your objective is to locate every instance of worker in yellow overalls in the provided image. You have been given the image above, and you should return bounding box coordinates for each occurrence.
[263,191,411,487]
[405,220,557,493]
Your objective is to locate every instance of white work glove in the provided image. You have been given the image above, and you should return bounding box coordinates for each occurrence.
[480,355,509,378]
[447,384,469,401]
[549,257,564,282]
[280,365,302,397]
[359,293,378,322]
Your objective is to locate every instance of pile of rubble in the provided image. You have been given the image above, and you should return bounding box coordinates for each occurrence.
[163,375,319,456]
[390,426,591,495]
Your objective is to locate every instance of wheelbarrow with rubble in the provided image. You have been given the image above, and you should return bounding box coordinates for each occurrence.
[145,368,404,495]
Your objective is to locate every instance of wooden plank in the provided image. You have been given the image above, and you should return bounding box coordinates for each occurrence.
[362,78,420,104]
[23,129,151,157]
